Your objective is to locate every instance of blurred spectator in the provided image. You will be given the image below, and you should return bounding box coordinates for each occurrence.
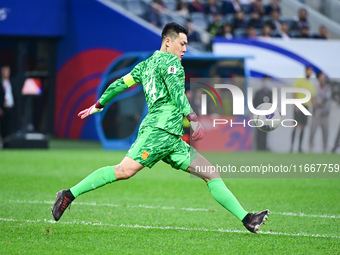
[222,0,241,15]
[291,8,309,31]
[149,0,166,27]
[299,24,311,38]
[232,10,247,30]
[265,0,281,15]
[331,81,340,153]
[313,25,328,40]
[0,65,15,141]
[332,128,340,153]
[0,70,4,145]
[186,22,201,42]
[239,0,253,4]
[204,0,220,15]
[246,26,257,39]
[290,66,316,153]
[309,71,331,153]
[264,9,281,31]
[223,23,234,39]
[247,11,262,29]
[188,0,205,13]
[207,13,224,37]
[249,0,266,17]
[259,24,272,38]
[253,76,273,150]
[151,0,166,10]
[275,21,290,39]
[176,0,190,20]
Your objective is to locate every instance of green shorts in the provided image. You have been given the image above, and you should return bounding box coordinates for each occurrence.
[126,127,198,170]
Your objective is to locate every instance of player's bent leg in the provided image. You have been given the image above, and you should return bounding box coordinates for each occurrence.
[52,165,117,221]
[187,154,248,221]
[70,156,143,196]
[114,156,144,180]
[52,157,144,221]
[69,165,117,199]
[187,154,270,233]
[187,154,220,182]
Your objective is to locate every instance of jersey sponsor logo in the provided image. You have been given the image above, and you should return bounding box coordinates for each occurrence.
[142,151,149,160]
[168,66,177,74]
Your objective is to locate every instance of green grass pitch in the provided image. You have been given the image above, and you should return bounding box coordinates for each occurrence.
[0,139,339,254]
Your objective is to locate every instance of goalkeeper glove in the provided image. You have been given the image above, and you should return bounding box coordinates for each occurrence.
[186,112,204,141]
[78,101,104,119]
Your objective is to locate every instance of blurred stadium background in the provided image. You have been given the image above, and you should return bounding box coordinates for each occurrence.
[0,0,340,151]
[1,1,340,254]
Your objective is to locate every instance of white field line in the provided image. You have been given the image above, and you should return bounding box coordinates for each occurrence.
[0,217,339,239]
[8,199,340,219]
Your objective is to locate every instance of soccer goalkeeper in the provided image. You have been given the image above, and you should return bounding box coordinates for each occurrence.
[52,22,269,233]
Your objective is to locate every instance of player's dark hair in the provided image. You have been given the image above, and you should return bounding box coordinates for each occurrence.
[161,22,188,42]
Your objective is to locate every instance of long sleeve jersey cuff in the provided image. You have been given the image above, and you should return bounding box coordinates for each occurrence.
[98,77,129,106]
[95,101,104,109]
[183,107,191,117]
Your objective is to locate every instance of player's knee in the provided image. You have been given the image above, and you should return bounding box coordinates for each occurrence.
[114,165,137,180]
[122,169,136,179]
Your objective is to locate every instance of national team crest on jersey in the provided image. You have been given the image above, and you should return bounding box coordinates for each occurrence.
[142,151,149,159]
[168,66,177,74]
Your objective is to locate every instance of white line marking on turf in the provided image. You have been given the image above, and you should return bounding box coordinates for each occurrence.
[274,211,340,219]
[8,200,211,212]
[8,199,340,219]
[0,217,339,239]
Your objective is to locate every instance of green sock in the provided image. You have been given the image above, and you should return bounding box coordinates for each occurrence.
[207,178,248,221]
[70,166,116,198]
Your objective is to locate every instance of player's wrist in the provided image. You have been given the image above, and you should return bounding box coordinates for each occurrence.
[95,101,104,109]
[186,112,198,122]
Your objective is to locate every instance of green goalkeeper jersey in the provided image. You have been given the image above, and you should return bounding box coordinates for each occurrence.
[98,50,191,136]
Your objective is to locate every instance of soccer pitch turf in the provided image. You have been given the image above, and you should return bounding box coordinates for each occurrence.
[1,139,339,254]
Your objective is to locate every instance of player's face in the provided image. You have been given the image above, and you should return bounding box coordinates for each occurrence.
[170,33,187,61]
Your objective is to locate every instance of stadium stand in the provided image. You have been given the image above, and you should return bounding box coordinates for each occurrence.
[303,0,340,25]
[125,0,148,17]
[191,12,209,30]
[163,0,178,11]
[110,0,337,51]
[281,0,340,39]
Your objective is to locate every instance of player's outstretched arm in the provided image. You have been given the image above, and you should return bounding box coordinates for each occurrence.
[187,112,204,141]
[78,70,141,119]
[78,101,104,119]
